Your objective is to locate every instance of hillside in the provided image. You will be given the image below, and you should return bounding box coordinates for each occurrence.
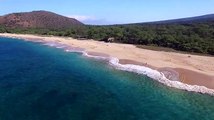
[0,11,83,29]
[141,14,214,24]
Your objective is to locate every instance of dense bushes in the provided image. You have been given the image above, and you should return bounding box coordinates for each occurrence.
[1,22,214,55]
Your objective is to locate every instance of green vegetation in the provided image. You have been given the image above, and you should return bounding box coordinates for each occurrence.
[1,22,214,55]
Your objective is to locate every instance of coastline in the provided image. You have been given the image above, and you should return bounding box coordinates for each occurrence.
[1,33,214,95]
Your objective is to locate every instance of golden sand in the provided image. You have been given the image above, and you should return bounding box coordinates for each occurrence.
[1,33,214,89]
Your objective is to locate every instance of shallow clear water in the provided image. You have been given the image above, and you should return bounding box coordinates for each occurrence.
[0,37,214,120]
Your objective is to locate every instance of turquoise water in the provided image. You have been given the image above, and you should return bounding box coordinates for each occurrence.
[0,37,214,120]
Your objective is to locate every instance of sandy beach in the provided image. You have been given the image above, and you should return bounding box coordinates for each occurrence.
[1,33,214,90]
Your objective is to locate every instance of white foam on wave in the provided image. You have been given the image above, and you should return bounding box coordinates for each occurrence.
[29,39,214,96]
[43,42,84,53]
[108,57,214,95]
[82,52,110,60]
[43,42,60,47]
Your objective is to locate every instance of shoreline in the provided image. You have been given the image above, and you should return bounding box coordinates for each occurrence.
[1,33,214,95]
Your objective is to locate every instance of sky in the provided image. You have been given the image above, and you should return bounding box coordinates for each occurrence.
[0,0,214,25]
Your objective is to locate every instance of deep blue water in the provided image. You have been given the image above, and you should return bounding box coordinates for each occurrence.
[0,37,214,120]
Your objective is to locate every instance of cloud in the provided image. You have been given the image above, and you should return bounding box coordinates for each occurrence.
[67,15,112,25]
[68,15,96,21]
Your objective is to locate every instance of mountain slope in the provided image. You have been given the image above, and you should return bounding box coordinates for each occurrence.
[0,11,83,29]
[140,14,214,24]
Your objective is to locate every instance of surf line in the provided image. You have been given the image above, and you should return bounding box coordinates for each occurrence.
[2,35,214,96]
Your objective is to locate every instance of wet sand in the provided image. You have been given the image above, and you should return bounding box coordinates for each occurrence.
[175,68,214,89]
[1,33,214,90]
[87,51,110,58]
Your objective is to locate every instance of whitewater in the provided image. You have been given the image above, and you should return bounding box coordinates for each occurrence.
[36,41,214,96]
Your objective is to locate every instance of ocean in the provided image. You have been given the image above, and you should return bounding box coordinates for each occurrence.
[0,37,214,120]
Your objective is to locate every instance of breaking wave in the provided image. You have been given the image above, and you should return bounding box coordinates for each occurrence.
[22,39,214,96]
